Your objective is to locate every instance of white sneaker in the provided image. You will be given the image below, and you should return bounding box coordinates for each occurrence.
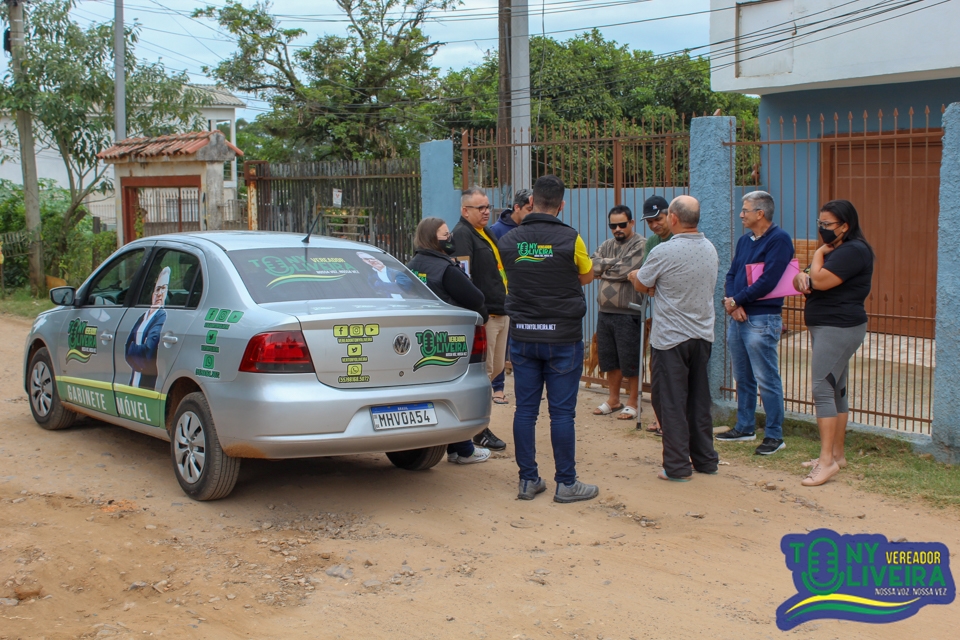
[450,447,491,465]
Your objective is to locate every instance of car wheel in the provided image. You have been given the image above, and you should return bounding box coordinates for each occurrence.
[28,347,77,431]
[385,444,447,471]
[171,392,240,501]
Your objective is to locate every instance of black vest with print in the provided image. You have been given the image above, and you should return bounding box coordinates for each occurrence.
[497,213,586,343]
[406,249,457,305]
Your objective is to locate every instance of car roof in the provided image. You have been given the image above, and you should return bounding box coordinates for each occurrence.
[144,231,387,254]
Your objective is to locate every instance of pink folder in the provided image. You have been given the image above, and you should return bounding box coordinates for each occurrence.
[745,259,802,300]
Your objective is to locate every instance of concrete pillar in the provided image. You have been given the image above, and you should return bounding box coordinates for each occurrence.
[932,102,960,463]
[229,118,238,187]
[419,139,461,230]
[689,116,736,407]
[204,161,225,231]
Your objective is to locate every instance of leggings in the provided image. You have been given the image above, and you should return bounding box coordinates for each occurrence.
[809,323,867,418]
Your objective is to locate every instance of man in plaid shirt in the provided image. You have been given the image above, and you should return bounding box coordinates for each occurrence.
[591,204,646,420]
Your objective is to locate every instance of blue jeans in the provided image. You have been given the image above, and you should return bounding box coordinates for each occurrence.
[511,340,583,485]
[727,313,784,440]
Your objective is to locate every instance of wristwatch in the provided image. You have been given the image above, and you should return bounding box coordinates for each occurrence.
[726,298,737,309]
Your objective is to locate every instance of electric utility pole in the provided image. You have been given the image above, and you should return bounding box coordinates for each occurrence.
[497,0,511,189]
[6,0,43,293]
[114,0,125,141]
[498,0,532,195]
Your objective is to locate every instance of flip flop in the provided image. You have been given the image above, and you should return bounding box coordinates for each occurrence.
[593,402,624,415]
[617,406,638,420]
[657,469,691,482]
[646,420,660,433]
[492,394,509,405]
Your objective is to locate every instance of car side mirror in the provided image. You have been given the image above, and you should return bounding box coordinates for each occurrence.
[49,287,76,306]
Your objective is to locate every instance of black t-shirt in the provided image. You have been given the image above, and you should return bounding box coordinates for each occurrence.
[804,239,874,327]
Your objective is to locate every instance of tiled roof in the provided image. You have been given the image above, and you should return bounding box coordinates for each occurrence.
[191,84,247,108]
[97,130,243,160]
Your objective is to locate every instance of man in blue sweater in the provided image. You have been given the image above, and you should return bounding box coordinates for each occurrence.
[717,191,794,455]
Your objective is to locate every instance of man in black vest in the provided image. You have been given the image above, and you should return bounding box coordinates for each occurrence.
[498,175,599,503]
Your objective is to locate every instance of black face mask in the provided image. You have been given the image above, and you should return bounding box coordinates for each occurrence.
[441,240,457,255]
[818,227,839,244]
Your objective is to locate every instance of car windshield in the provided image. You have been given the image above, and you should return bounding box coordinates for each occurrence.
[228,247,435,304]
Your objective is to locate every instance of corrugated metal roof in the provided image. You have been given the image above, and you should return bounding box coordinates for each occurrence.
[191,84,247,108]
[97,130,243,160]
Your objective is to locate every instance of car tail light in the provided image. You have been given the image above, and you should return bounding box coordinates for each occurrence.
[239,331,314,373]
[469,325,487,364]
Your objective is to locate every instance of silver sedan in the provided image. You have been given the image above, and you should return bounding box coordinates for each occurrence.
[23,232,492,500]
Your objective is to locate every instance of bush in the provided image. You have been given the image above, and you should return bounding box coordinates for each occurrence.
[0,179,117,290]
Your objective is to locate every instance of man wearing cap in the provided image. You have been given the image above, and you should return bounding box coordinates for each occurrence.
[498,174,599,503]
[639,195,673,434]
[628,195,719,482]
[452,186,509,450]
[591,204,646,421]
[717,190,793,455]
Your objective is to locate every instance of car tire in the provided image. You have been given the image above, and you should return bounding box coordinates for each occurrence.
[27,347,77,431]
[171,392,240,501]
[385,444,447,471]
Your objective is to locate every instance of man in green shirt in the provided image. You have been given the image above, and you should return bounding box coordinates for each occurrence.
[639,195,672,434]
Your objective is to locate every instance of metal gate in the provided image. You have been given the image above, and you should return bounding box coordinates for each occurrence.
[725,108,942,433]
[135,187,201,237]
[245,159,422,263]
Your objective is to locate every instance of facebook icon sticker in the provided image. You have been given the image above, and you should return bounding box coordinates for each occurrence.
[776,529,954,630]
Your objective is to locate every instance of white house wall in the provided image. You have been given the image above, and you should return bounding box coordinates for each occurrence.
[710,0,960,94]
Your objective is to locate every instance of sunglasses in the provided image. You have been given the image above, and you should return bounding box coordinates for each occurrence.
[608,222,629,230]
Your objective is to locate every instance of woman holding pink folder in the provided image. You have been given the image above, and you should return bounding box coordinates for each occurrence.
[793,200,874,487]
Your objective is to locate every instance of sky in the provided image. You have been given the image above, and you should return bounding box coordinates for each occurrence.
[7,0,713,121]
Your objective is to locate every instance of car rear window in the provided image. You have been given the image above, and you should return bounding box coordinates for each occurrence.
[228,248,436,303]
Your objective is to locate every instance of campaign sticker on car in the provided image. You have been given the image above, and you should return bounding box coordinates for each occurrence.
[370,402,438,430]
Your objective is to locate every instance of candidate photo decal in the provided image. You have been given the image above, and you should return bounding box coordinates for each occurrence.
[124,266,169,390]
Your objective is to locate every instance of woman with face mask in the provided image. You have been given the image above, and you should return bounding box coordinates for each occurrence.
[792,200,874,487]
[407,217,492,464]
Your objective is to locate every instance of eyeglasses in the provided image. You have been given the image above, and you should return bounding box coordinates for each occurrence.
[608,222,629,230]
[740,208,761,214]
[817,220,841,230]
[438,232,452,240]
[464,205,491,212]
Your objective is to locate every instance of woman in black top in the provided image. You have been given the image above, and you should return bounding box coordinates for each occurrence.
[407,217,491,465]
[793,200,874,487]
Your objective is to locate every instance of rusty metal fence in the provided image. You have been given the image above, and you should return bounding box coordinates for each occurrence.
[725,107,942,433]
[244,159,422,263]
[137,187,201,237]
[460,117,693,388]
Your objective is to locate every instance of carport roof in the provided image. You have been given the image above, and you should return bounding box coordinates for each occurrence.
[97,130,243,161]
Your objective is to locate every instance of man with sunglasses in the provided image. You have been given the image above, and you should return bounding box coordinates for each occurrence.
[590,205,646,420]
[452,186,509,451]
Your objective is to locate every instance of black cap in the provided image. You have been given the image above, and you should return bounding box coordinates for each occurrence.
[641,195,670,220]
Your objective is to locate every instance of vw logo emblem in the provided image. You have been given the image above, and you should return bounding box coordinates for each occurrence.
[393,334,411,356]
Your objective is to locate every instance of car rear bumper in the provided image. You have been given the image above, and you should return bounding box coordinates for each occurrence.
[207,365,493,459]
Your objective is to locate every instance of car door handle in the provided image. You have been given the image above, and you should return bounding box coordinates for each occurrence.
[100,333,114,343]
[162,335,179,345]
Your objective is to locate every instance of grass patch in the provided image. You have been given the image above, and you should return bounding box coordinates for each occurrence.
[716,417,960,510]
[0,287,54,318]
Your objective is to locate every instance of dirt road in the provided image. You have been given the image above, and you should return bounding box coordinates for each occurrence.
[1,313,957,639]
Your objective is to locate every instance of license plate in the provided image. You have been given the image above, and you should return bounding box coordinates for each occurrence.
[370,402,438,430]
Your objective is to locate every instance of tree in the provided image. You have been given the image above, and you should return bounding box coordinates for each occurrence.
[195,0,457,161]
[0,0,207,267]
[432,30,759,134]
